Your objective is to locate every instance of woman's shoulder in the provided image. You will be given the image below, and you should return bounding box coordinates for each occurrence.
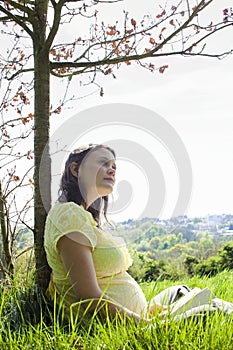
[49,201,83,214]
[45,201,98,250]
[48,201,96,226]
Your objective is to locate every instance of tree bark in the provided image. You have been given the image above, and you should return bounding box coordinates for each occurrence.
[0,180,14,277]
[33,0,51,292]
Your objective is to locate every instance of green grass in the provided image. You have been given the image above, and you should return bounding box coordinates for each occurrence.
[1,271,233,349]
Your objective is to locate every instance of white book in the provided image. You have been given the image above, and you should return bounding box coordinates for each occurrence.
[162,287,212,317]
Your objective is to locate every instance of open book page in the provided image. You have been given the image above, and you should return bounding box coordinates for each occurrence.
[162,287,211,317]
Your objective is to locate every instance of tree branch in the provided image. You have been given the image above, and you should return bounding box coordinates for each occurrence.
[0,15,9,21]
[7,0,34,17]
[50,0,217,74]
[0,117,29,129]
[49,0,233,76]
[184,49,233,59]
[4,166,34,200]
[46,0,66,49]
[50,66,97,77]
[146,0,213,56]
[16,246,34,260]
[0,4,33,37]
[72,6,172,64]
[183,21,233,55]
[6,67,34,81]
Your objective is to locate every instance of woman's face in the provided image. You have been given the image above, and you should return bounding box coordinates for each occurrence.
[78,147,116,199]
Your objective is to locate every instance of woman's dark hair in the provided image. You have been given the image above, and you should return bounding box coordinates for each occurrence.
[58,144,116,226]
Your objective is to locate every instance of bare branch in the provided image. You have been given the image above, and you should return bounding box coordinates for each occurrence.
[6,67,34,81]
[12,195,33,238]
[16,245,33,260]
[3,166,34,199]
[0,4,33,38]
[0,118,23,129]
[183,21,233,55]
[184,49,233,59]
[0,258,10,280]
[50,65,96,77]
[72,8,172,64]
[50,0,226,76]
[7,0,34,17]
[46,0,66,49]
[0,15,9,21]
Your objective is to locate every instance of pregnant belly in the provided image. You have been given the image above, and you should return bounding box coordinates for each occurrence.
[98,272,148,315]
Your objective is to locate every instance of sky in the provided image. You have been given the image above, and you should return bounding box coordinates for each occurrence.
[49,0,233,223]
[1,0,232,224]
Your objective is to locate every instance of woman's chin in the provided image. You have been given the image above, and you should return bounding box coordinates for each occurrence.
[98,184,114,196]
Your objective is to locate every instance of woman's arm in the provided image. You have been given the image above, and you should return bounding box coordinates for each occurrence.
[57,232,149,323]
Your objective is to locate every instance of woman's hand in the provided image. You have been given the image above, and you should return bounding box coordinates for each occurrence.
[149,303,168,316]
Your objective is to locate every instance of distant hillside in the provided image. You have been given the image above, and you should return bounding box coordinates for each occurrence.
[109,214,233,282]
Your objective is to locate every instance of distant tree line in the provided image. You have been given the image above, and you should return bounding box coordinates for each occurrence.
[116,220,233,282]
[128,243,233,282]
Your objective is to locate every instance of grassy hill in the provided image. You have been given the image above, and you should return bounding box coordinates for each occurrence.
[1,271,233,349]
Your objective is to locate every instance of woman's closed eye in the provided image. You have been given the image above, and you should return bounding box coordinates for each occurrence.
[100,159,116,170]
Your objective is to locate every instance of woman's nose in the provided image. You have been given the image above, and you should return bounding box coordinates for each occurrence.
[107,167,116,175]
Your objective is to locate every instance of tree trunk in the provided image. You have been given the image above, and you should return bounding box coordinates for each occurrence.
[0,180,14,278]
[33,0,51,292]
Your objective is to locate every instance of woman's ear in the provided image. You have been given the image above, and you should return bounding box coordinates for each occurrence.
[70,162,79,178]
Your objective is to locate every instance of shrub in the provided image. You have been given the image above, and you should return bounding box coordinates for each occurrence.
[195,256,221,277]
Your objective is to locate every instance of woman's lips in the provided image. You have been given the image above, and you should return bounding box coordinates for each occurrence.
[104,178,115,184]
